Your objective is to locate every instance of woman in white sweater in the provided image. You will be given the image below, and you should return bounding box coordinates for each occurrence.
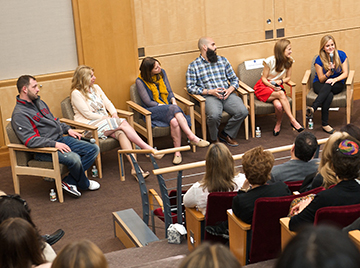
[70,65,163,180]
[183,143,245,215]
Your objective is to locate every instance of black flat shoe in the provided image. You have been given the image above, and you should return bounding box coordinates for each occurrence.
[43,229,65,245]
[273,129,280,136]
[322,125,335,134]
[290,123,304,133]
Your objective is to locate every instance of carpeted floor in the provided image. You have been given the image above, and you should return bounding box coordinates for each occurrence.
[0,104,359,259]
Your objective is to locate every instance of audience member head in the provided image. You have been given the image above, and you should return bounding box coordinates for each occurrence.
[318,132,349,188]
[178,242,241,268]
[331,136,360,180]
[242,146,274,185]
[294,131,318,162]
[52,239,108,268]
[274,38,293,72]
[0,217,45,268]
[275,225,360,268]
[139,57,163,83]
[202,143,236,192]
[0,194,35,228]
[71,65,94,96]
[340,123,360,141]
[16,75,36,94]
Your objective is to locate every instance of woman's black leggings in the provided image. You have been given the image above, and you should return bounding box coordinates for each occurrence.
[312,81,344,126]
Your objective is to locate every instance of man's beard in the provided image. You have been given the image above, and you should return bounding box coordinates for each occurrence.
[28,92,38,101]
[206,48,218,63]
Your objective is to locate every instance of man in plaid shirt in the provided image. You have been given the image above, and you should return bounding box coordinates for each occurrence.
[186,37,248,146]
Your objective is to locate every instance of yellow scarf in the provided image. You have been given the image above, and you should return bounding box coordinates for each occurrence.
[138,74,168,105]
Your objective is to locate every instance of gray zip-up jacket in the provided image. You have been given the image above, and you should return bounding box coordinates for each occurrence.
[11,95,70,148]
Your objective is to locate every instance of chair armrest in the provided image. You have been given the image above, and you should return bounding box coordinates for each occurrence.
[346,70,355,86]
[239,80,254,93]
[227,209,251,266]
[286,80,296,88]
[7,143,58,153]
[235,87,248,96]
[186,92,206,103]
[60,118,97,130]
[349,230,360,251]
[149,189,163,211]
[279,217,296,250]
[301,70,311,85]
[186,207,205,251]
[115,109,134,128]
[174,93,194,107]
[126,100,152,116]
[115,109,133,118]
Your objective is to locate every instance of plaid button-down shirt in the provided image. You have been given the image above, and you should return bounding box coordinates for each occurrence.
[186,55,239,95]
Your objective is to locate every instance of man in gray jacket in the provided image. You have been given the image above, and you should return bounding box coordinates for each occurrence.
[270,131,319,183]
[11,75,100,198]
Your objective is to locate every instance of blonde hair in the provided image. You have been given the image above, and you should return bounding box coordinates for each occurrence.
[52,239,108,268]
[70,65,94,99]
[179,243,241,268]
[200,143,237,193]
[319,35,342,72]
[274,39,293,72]
[319,131,349,188]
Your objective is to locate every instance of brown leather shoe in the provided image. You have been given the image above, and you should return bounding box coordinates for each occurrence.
[218,133,239,147]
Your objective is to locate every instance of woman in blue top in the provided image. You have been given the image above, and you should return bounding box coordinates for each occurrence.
[136,57,209,165]
[306,35,349,134]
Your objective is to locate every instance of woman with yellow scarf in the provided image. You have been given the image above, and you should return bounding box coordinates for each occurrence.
[137,57,209,164]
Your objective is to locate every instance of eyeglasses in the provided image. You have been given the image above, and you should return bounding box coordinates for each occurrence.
[0,194,28,210]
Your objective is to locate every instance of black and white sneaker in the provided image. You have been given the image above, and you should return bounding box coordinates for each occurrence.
[62,182,81,198]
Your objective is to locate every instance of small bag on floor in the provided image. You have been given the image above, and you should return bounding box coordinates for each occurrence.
[167,223,187,244]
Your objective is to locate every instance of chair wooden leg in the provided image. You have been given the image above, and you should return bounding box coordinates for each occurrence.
[95,154,102,179]
[9,149,20,194]
[54,174,64,203]
[244,115,249,140]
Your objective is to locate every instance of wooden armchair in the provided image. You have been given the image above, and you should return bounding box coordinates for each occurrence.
[301,56,355,126]
[61,96,134,178]
[184,87,249,141]
[6,123,68,203]
[238,61,296,138]
[128,84,196,152]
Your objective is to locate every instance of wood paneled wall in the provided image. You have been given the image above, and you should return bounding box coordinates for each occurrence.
[0,0,359,168]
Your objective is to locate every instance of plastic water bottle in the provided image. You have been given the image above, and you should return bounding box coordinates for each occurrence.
[308,119,313,130]
[91,165,98,177]
[255,127,261,138]
[50,189,57,202]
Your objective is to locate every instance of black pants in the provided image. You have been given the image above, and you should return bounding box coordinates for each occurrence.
[312,81,344,126]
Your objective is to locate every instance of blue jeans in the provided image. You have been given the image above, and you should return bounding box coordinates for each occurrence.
[35,136,100,190]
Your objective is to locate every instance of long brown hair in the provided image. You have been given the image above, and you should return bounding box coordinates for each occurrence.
[319,35,342,72]
[200,143,237,192]
[139,57,163,83]
[0,217,45,268]
[274,39,293,73]
[70,65,94,100]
